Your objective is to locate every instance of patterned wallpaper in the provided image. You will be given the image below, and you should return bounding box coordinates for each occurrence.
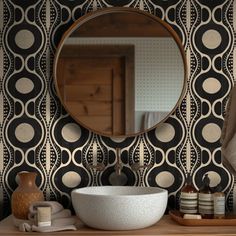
[0,0,235,219]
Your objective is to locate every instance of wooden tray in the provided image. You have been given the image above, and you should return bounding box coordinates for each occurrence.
[169,210,236,226]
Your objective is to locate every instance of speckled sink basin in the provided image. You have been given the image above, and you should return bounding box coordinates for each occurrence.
[71,186,168,230]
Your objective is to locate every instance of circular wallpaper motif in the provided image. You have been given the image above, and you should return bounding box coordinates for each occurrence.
[148,164,183,193]
[194,70,228,103]
[15,123,35,143]
[194,118,222,148]
[7,118,42,148]
[54,164,90,193]
[155,123,175,142]
[155,171,175,188]
[61,123,81,143]
[7,24,42,55]
[101,166,136,186]
[101,136,136,149]
[108,172,128,186]
[62,171,81,188]
[53,117,89,149]
[15,29,35,49]
[202,77,221,94]
[110,137,126,143]
[206,171,221,187]
[194,24,229,54]
[15,77,34,94]
[202,123,221,143]
[148,117,183,152]
[202,29,222,49]
[8,70,42,102]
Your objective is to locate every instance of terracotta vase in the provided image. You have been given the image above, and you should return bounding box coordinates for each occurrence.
[11,172,44,219]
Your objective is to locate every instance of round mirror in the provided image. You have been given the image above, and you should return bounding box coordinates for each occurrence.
[54,8,187,137]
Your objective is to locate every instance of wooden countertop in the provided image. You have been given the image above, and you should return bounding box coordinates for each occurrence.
[0,215,235,236]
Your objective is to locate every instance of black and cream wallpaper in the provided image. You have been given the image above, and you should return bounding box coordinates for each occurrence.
[0,0,235,219]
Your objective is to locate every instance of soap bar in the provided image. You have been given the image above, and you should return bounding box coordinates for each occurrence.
[183,214,202,220]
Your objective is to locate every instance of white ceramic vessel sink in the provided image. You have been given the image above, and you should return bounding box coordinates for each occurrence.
[71,186,168,230]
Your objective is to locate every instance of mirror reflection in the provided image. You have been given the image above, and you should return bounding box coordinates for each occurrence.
[55,9,186,136]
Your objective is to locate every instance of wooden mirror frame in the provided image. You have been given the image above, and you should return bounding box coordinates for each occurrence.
[53,7,187,137]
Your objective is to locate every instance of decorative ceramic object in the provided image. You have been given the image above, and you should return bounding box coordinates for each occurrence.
[11,172,44,219]
[72,186,168,230]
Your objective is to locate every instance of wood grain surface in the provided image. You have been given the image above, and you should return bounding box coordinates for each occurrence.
[0,215,236,236]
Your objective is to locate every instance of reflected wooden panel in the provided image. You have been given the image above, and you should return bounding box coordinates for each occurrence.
[65,101,112,116]
[57,45,134,135]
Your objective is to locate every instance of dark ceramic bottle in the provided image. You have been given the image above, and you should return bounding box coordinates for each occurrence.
[11,172,44,219]
[198,174,213,218]
[179,172,198,214]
